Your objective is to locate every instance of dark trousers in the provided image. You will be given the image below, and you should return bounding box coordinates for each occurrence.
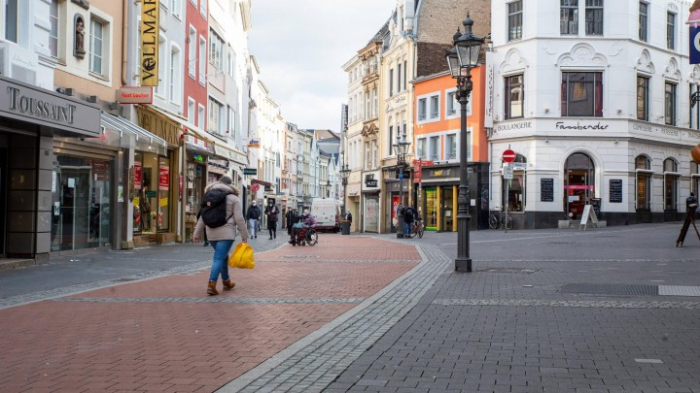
[269,221,277,238]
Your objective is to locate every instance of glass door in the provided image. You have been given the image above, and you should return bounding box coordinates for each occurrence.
[424,188,438,230]
[442,186,454,232]
[55,166,91,251]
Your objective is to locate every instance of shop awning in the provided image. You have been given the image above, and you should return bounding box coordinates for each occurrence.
[214,142,248,166]
[101,112,168,156]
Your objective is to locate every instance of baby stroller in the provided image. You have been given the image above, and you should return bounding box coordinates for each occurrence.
[292,224,318,246]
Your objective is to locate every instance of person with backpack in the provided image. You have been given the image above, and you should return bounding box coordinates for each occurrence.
[246,200,261,239]
[402,205,417,237]
[265,199,280,239]
[193,176,248,296]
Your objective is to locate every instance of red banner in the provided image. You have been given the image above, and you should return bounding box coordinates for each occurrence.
[414,166,422,184]
[392,196,399,219]
[159,166,170,191]
[134,162,142,190]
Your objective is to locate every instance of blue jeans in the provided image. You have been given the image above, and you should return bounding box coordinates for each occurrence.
[248,219,258,237]
[209,240,234,282]
[404,222,413,235]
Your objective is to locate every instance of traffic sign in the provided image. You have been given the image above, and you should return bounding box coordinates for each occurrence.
[503,149,516,163]
[251,184,260,192]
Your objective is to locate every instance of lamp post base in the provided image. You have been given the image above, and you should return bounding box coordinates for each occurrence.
[455,257,472,272]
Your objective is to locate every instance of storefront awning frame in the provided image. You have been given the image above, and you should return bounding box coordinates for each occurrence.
[101,112,168,156]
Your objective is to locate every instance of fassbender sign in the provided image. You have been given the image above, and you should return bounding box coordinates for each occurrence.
[140,0,159,86]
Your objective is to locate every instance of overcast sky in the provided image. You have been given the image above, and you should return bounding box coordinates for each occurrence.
[248,0,396,131]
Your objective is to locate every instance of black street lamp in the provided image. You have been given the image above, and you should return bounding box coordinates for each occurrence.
[446,13,484,272]
[339,164,351,217]
[393,135,411,238]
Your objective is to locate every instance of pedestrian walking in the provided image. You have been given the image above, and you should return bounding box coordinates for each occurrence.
[193,176,248,296]
[402,206,416,237]
[345,211,353,231]
[246,200,261,239]
[285,208,294,235]
[265,199,280,239]
[687,192,698,209]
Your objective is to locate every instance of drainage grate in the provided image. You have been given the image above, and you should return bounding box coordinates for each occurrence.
[659,285,700,297]
[478,267,538,274]
[560,283,658,296]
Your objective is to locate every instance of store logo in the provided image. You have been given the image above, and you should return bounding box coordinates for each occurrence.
[7,86,76,124]
[140,0,159,86]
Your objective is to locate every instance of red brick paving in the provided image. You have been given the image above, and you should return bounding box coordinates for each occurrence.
[0,237,420,393]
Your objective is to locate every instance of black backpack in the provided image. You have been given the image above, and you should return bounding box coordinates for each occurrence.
[200,189,233,228]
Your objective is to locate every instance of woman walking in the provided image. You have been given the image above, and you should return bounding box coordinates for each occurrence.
[193,176,248,296]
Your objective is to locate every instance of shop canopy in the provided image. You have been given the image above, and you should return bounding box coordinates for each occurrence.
[101,112,168,156]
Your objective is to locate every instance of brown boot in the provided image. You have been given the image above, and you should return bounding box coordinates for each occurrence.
[207,281,219,296]
[222,280,235,291]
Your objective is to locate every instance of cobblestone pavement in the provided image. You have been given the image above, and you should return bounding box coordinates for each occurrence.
[0,236,419,393]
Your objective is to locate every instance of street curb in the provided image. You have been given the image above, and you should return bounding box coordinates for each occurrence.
[216,241,427,393]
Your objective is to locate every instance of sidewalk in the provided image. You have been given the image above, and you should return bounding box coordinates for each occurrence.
[0,235,421,393]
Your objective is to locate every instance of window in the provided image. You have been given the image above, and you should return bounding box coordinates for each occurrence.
[446,90,457,117]
[667,12,676,50]
[397,63,402,92]
[446,134,457,160]
[560,0,578,35]
[372,140,378,169]
[418,98,427,121]
[692,84,700,130]
[429,136,439,161]
[156,36,166,96]
[429,95,439,119]
[665,82,676,126]
[692,162,700,198]
[190,0,197,6]
[388,125,394,155]
[639,2,648,41]
[198,104,205,129]
[364,91,370,121]
[403,60,407,90]
[364,141,370,170]
[585,0,603,36]
[209,98,224,134]
[664,158,678,211]
[417,138,426,159]
[49,0,59,58]
[198,36,206,84]
[188,26,196,78]
[89,18,105,76]
[389,68,394,96]
[209,29,223,70]
[637,76,649,121]
[172,0,181,18]
[561,72,603,117]
[5,0,18,43]
[169,45,181,103]
[372,88,378,118]
[200,0,206,17]
[505,74,524,119]
[636,155,651,210]
[508,1,523,41]
[187,98,196,124]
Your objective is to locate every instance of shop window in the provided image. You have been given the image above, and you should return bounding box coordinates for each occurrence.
[51,156,112,251]
[134,152,170,234]
[561,72,603,117]
[636,155,651,210]
[664,158,678,211]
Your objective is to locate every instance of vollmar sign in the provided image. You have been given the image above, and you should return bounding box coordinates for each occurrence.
[140,0,159,86]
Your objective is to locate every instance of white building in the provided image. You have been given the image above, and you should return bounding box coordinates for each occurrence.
[489,0,697,228]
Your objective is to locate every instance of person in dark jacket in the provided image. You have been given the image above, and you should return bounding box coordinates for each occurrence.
[285,208,294,235]
[246,201,261,238]
[265,199,280,239]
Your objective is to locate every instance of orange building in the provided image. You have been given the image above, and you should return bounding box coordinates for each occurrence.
[412,67,490,231]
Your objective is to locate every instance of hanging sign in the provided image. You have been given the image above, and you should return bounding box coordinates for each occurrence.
[140,0,159,86]
[692,26,700,64]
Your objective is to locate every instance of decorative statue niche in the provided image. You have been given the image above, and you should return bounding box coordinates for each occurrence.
[74,14,86,59]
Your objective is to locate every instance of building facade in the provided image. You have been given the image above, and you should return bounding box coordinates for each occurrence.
[490,0,696,229]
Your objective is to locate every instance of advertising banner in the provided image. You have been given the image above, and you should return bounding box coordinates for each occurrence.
[134,161,142,190]
[140,0,159,86]
[159,165,170,191]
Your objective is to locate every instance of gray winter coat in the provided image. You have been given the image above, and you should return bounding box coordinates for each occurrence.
[193,182,249,242]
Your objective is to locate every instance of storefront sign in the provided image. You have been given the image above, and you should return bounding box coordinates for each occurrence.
[248,139,260,148]
[609,179,622,203]
[0,77,100,137]
[365,179,378,187]
[555,121,609,130]
[116,86,154,104]
[159,166,170,191]
[541,178,554,202]
[243,168,257,175]
[140,0,159,86]
[193,154,205,162]
[136,107,180,146]
[496,121,532,132]
[134,161,142,189]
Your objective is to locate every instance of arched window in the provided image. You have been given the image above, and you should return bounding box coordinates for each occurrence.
[636,155,652,210]
[664,158,679,211]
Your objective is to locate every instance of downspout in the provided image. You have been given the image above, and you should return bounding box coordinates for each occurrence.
[122,0,129,86]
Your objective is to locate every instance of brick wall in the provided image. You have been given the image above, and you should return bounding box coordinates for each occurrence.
[417,0,491,45]
[416,42,452,78]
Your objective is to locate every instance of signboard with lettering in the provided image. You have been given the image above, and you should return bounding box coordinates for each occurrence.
[248,139,260,148]
[541,178,554,202]
[159,166,169,191]
[140,0,159,86]
[116,86,154,104]
[0,77,100,137]
[134,162,142,190]
[609,179,622,203]
[243,168,257,176]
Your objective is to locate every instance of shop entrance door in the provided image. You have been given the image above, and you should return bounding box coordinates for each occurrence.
[441,186,454,232]
[564,153,595,219]
[56,167,91,251]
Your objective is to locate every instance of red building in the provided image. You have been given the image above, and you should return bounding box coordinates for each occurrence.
[184,0,208,129]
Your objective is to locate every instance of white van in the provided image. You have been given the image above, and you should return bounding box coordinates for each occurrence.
[310,198,340,232]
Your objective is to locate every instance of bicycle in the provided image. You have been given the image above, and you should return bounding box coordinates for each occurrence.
[488,208,513,230]
[407,219,425,239]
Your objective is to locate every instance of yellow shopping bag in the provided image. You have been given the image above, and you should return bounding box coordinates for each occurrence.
[228,242,255,269]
